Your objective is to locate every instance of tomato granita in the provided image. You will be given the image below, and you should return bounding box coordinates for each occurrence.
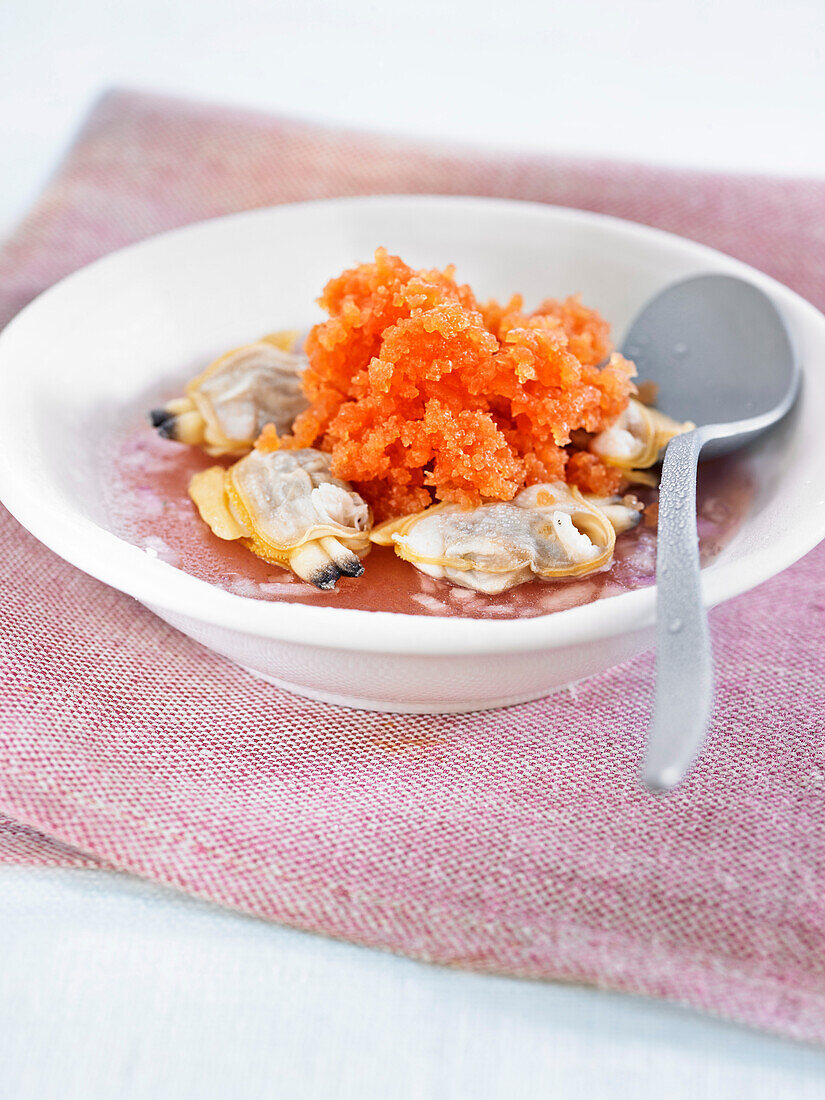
[263,248,636,520]
[143,251,712,599]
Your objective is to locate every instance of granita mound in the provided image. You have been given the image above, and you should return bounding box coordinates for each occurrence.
[260,248,637,521]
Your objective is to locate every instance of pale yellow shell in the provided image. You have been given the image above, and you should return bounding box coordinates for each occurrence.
[189,448,371,589]
[154,331,308,457]
[581,493,643,535]
[371,482,618,594]
[589,398,694,470]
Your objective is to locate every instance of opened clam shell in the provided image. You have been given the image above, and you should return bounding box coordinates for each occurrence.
[151,331,309,457]
[589,398,694,470]
[581,493,644,534]
[189,448,371,589]
[371,482,617,594]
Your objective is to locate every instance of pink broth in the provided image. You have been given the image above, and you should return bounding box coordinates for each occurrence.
[102,418,753,620]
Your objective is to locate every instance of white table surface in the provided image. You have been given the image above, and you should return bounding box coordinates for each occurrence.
[2,1,825,1095]
[1,867,824,1100]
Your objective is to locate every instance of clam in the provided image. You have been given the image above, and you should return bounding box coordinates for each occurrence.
[371,482,617,594]
[588,397,694,470]
[189,448,371,589]
[150,331,309,457]
[582,493,644,534]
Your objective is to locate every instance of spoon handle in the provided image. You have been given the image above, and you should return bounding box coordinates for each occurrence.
[643,428,713,791]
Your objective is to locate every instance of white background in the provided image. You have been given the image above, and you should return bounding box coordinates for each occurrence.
[2,0,825,234]
[2,0,825,1096]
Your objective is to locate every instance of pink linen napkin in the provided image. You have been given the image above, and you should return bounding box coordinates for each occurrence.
[2,89,825,1043]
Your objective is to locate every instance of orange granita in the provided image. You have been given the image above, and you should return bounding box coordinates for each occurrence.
[254,423,281,452]
[286,248,635,519]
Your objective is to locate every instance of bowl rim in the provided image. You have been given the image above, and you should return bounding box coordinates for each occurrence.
[1,193,824,657]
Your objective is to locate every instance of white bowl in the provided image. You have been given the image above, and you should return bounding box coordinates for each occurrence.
[1,196,824,712]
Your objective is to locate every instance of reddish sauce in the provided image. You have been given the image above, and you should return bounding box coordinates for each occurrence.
[101,416,753,620]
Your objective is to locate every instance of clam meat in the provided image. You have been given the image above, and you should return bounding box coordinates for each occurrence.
[151,331,309,457]
[588,397,694,470]
[189,448,371,589]
[371,482,618,594]
[581,493,644,535]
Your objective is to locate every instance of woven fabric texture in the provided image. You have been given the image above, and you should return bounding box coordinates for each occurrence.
[1,89,825,1042]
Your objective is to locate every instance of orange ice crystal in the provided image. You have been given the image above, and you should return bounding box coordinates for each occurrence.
[285,248,635,520]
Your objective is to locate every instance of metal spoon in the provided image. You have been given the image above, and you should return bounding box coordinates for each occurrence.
[621,275,799,792]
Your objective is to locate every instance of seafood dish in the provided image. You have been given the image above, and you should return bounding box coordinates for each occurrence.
[110,249,749,616]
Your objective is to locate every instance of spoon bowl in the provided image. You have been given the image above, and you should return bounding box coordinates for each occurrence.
[624,274,800,457]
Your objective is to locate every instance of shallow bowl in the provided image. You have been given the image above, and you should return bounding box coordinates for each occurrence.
[1,196,824,712]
